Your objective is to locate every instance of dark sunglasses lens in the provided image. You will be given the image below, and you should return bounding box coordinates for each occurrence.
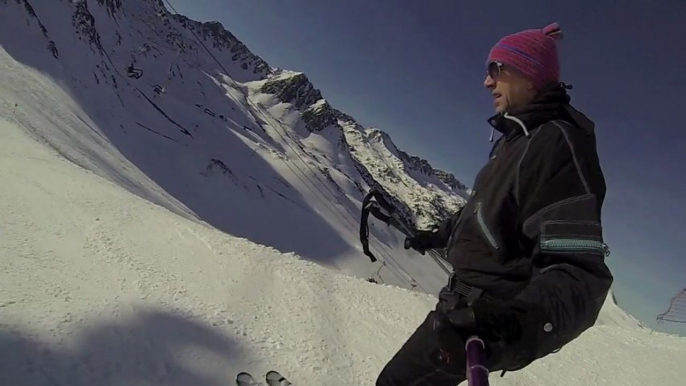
[488,62,501,78]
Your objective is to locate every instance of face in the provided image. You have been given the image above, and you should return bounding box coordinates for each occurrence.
[484,62,537,114]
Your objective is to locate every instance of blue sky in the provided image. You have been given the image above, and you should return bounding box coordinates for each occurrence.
[165,0,686,335]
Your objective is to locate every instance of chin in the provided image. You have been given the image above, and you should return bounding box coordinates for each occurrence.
[493,101,505,114]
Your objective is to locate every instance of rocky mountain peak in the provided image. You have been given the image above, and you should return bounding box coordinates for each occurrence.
[260,72,323,109]
[171,14,272,77]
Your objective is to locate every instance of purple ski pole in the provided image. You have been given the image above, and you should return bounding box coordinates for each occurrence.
[465,335,489,386]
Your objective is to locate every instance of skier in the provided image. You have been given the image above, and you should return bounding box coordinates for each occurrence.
[376,22,613,385]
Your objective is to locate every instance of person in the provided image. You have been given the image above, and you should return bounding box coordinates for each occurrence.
[376,22,614,385]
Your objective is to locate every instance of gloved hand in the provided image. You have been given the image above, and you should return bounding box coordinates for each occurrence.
[403,229,439,255]
[444,297,542,348]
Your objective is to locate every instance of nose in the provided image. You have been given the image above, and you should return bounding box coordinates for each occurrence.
[484,74,495,89]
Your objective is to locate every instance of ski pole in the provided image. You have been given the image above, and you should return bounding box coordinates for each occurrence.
[465,335,489,386]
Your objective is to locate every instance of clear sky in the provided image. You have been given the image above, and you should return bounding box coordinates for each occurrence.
[165,0,686,335]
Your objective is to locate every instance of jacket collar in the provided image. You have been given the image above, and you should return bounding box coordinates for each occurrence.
[486,84,594,141]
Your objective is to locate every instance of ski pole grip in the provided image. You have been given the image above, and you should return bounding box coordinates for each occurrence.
[404,237,425,255]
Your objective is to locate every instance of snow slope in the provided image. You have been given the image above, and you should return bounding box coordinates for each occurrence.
[2,0,686,384]
[3,117,686,385]
[0,0,465,294]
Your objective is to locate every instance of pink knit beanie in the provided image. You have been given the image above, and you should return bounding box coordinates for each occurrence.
[487,22,563,90]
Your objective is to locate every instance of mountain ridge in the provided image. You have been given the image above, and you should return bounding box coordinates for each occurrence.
[1,0,467,291]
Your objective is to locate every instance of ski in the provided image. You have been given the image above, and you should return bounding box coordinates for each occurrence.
[235,371,260,386]
[235,370,291,386]
[265,370,292,386]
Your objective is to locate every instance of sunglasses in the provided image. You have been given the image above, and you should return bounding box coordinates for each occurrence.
[487,61,504,79]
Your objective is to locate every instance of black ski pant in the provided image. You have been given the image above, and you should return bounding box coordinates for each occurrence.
[376,285,507,386]
[375,309,467,386]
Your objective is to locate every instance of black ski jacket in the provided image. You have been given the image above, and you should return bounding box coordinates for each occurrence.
[427,85,613,369]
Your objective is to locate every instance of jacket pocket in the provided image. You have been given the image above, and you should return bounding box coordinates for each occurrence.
[474,202,499,250]
[540,239,609,255]
[540,220,609,257]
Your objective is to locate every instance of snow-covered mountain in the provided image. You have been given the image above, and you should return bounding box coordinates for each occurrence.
[252,70,469,229]
[3,1,683,384]
[0,0,468,291]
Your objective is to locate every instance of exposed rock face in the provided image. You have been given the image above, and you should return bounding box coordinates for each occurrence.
[261,73,323,110]
[172,15,272,77]
[72,0,106,53]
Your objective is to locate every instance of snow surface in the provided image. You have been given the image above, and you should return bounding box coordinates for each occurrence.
[3,115,686,386]
[1,0,686,385]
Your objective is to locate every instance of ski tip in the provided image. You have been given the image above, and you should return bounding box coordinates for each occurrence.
[236,371,258,386]
[265,370,291,386]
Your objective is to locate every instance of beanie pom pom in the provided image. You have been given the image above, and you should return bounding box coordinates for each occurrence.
[542,22,563,40]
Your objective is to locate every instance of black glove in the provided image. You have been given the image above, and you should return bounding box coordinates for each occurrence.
[430,296,546,371]
[444,298,542,348]
[403,229,439,254]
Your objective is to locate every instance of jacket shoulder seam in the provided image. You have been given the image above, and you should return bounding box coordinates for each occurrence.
[515,124,544,207]
[551,121,591,194]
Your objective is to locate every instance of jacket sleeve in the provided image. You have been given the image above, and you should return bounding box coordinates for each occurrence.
[421,207,462,249]
[506,122,613,368]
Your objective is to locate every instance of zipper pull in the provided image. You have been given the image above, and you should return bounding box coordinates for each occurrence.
[602,243,611,257]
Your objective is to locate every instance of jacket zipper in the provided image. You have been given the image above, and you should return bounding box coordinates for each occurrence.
[474,202,499,250]
[446,210,465,250]
[541,239,610,256]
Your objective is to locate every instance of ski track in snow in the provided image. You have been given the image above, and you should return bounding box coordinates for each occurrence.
[1,0,686,385]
